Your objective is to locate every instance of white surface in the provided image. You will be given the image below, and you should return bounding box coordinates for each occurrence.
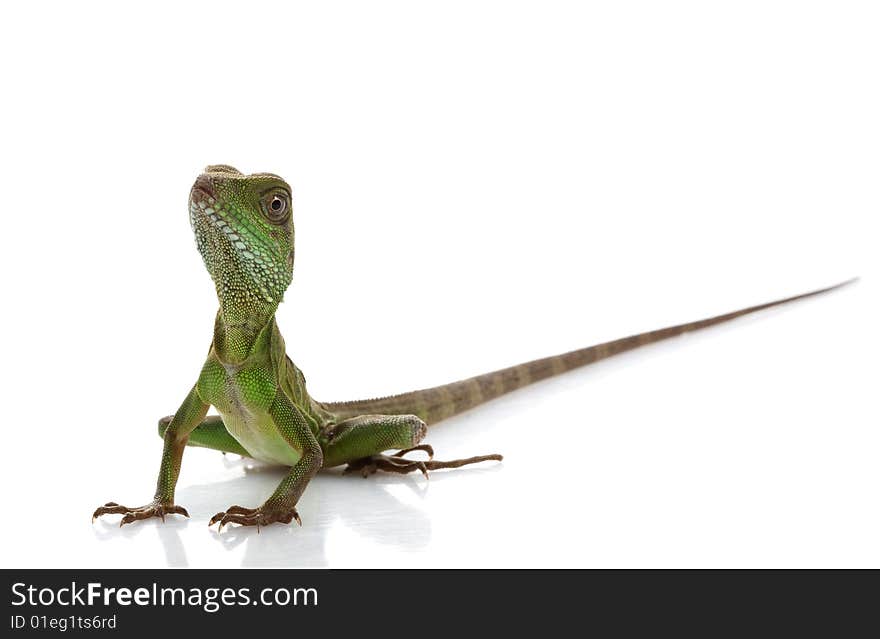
[0,2,877,568]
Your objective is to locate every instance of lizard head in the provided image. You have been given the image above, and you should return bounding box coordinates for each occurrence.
[189,165,295,311]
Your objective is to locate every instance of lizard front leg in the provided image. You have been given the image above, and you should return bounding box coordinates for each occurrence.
[158,414,252,457]
[93,385,208,526]
[209,393,322,530]
[321,414,502,478]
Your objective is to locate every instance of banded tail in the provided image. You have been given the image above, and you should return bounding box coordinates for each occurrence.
[322,279,856,425]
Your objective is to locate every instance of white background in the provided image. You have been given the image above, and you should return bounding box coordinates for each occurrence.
[0,2,876,568]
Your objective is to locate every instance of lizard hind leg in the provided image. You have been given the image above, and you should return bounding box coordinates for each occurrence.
[321,414,502,478]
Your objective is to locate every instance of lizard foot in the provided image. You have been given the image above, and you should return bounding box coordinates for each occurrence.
[344,444,503,479]
[92,501,189,526]
[209,505,302,531]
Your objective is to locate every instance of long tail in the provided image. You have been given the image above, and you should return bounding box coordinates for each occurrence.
[322,279,856,425]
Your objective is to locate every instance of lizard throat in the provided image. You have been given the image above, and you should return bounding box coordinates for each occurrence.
[189,199,293,309]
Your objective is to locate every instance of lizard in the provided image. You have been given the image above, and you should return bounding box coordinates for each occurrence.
[92,165,855,530]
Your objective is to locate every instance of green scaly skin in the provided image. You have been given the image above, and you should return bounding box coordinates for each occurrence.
[92,166,854,530]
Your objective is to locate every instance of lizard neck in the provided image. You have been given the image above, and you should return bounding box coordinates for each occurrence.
[213,297,279,364]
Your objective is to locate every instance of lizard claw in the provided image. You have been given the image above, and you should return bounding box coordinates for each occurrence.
[92,501,189,526]
[393,444,435,460]
[210,505,302,530]
[344,446,503,478]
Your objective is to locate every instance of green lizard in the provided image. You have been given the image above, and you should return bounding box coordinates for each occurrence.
[92,166,854,530]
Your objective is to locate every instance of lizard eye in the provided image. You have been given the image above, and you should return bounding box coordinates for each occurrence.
[264,193,289,223]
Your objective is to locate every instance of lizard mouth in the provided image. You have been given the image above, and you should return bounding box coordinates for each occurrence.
[190,174,216,201]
